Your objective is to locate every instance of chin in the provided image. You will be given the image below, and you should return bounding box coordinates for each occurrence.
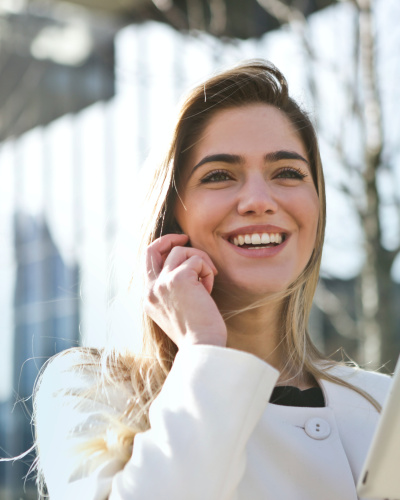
[214,275,292,303]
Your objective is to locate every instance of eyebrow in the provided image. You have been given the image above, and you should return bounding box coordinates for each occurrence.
[265,150,309,165]
[190,150,309,175]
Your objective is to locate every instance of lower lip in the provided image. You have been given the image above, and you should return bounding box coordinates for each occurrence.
[226,236,289,258]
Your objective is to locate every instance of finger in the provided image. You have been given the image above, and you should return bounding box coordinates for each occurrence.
[176,255,215,295]
[162,246,218,276]
[146,234,189,280]
[196,261,215,295]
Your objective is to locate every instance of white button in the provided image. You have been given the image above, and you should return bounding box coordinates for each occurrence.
[305,418,331,440]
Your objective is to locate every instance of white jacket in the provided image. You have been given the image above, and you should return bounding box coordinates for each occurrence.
[36,345,392,500]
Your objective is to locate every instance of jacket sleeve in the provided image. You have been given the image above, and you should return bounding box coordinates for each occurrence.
[36,345,279,500]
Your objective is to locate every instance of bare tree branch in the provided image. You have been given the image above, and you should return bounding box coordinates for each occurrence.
[259,0,397,367]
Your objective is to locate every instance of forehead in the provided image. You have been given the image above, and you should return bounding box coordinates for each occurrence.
[189,104,308,165]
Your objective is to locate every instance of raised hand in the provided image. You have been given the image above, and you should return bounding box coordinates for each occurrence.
[144,233,227,349]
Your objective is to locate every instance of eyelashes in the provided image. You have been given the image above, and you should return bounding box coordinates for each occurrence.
[275,167,308,180]
[200,166,308,184]
[200,169,233,183]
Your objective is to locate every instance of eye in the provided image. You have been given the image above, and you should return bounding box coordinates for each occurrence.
[200,169,233,183]
[275,167,308,180]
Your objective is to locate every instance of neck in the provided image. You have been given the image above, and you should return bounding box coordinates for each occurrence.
[215,290,284,370]
[213,290,316,390]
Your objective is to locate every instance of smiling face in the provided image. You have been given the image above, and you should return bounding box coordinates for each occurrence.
[174,104,320,300]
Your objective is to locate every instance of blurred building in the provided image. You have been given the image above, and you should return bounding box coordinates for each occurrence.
[0,214,80,498]
[0,1,116,142]
[0,2,117,497]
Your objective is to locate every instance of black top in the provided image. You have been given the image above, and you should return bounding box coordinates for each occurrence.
[269,386,325,407]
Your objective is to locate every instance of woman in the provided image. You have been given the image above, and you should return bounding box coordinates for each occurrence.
[34,60,391,500]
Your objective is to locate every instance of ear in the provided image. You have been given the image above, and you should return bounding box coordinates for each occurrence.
[171,219,184,235]
[161,218,184,236]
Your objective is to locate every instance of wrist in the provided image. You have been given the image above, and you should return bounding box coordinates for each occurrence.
[180,329,227,349]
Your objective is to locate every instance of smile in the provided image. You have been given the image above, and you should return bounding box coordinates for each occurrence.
[229,232,285,249]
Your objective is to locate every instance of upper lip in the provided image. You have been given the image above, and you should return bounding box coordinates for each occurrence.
[223,224,290,241]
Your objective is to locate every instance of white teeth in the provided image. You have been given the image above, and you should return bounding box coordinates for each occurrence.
[261,233,270,244]
[231,232,285,247]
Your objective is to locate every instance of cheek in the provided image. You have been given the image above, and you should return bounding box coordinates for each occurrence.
[174,198,210,242]
[176,192,225,234]
[299,193,320,251]
[307,193,320,231]
[284,189,319,242]
[295,187,319,223]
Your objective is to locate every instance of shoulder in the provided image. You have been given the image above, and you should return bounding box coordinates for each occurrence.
[38,347,101,388]
[35,347,135,429]
[35,348,137,483]
[36,348,103,408]
[326,363,391,390]
[321,362,392,408]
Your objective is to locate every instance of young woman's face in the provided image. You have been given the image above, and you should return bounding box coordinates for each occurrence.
[174,104,320,298]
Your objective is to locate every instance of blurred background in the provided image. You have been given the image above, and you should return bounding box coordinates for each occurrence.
[0,0,399,497]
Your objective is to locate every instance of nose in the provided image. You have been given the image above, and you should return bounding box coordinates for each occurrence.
[237,176,278,216]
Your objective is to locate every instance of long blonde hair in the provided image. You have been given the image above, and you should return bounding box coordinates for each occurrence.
[135,57,380,400]
[33,60,380,496]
